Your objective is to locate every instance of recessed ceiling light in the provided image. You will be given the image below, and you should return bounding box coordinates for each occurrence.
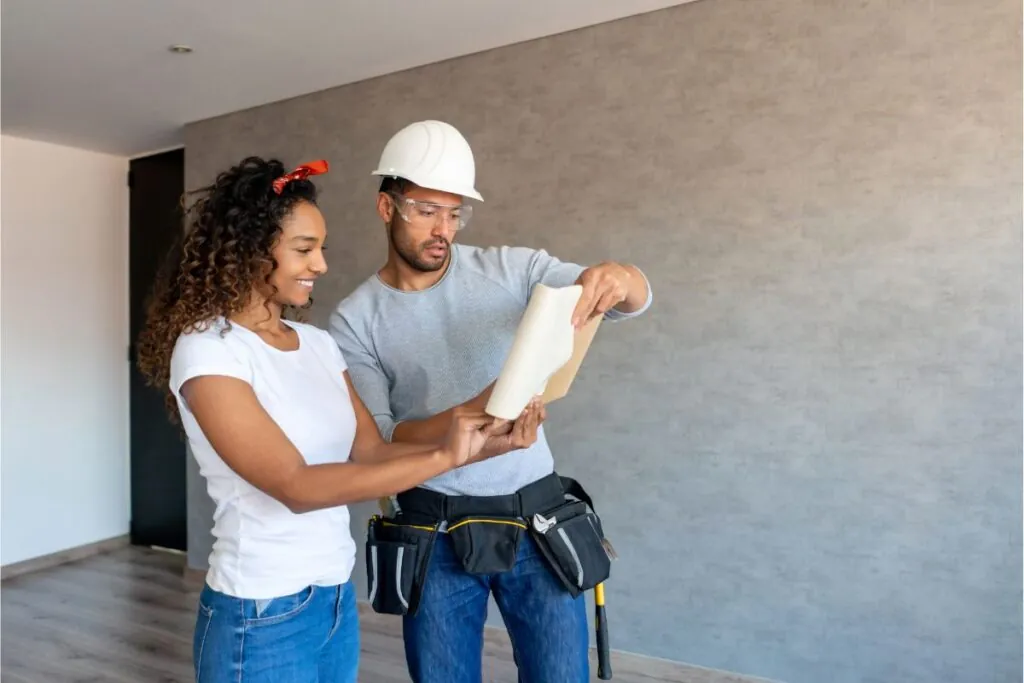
[169,45,193,54]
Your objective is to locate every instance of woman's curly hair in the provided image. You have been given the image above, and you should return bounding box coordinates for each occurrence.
[136,156,320,423]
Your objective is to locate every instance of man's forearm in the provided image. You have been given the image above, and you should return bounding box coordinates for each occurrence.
[463,436,512,465]
[391,385,493,445]
[394,414,512,469]
[391,409,457,445]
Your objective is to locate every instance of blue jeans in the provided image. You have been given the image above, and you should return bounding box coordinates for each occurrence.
[193,581,359,683]
[402,532,589,683]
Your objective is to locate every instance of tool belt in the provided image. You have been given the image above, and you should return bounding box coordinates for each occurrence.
[365,472,613,616]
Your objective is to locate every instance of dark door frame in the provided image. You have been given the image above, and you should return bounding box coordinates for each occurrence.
[128,147,188,552]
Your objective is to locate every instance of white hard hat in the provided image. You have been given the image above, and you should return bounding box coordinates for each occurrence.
[371,120,484,202]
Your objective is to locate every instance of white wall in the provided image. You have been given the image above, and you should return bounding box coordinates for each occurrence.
[1,135,130,566]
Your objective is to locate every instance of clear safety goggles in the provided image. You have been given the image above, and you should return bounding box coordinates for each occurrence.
[388,193,473,231]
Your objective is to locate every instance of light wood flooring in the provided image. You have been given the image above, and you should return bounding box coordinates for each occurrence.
[0,545,765,683]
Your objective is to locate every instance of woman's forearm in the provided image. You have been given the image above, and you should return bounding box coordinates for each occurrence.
[279,448,451,513]
[356,440,443,464]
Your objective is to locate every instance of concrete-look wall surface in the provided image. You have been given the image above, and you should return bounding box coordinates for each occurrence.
[183,1,1022,681]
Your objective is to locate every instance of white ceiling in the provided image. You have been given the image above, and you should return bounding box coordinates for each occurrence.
[1,0,695,157]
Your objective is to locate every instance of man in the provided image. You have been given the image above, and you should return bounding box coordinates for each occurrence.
[328,120,652,683]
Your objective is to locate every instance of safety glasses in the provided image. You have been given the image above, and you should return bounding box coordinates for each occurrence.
[388,193,473,231]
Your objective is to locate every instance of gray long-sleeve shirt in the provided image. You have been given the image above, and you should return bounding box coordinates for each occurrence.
[327,243,652,496]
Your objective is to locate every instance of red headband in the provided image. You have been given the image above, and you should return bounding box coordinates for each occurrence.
[272,159,329,194]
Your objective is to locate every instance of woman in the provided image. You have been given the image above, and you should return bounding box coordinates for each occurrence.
[135,156,543,683]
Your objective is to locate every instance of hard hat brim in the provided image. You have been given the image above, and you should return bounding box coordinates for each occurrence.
[371,169,484,202]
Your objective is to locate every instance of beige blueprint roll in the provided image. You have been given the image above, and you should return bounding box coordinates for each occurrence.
[485,283,602,420]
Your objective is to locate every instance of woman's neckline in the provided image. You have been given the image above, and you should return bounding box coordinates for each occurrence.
[227,317,302,354]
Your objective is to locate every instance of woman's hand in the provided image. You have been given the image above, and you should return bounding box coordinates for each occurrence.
[441,407,500,467]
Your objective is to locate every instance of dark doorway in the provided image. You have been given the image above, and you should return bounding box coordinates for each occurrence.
[129,148,187,551]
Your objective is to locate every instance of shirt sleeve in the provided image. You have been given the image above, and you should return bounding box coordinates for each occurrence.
[524,247,586,293]
[327,308,398,441]
[169,329,253,400]
[521,247,653,322]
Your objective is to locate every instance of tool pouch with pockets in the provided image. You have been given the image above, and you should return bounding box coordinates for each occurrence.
[529,481,613,598]
[365,515,438,616]
[448,516,527,574]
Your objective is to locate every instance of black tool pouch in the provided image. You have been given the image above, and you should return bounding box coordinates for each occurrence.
[529,497,612,599]
[365,515,438,616]
[447,516,527,574]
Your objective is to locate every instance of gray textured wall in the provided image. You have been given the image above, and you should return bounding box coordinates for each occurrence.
[182,1,1023,681]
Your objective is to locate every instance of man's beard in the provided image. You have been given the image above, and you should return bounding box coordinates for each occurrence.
[390,223,450,273]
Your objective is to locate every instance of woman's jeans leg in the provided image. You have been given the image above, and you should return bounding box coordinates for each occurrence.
[403,533,589,683]
[193,581,359,683]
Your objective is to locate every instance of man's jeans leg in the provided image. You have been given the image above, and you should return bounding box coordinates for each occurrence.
[402,531,589,683]
[403,534,491,683]
[493,534,590,683]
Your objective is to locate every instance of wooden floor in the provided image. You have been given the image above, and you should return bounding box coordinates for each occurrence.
[0,545,761,683]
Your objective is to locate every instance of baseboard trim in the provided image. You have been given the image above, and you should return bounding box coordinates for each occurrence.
[355,600,781,683]
[173,569,778,683]
[0,534,131,580]
[183,565,206,589]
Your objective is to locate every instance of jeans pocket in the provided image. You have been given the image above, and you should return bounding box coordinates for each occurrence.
[193,601,215,682]
[243,585,315,627]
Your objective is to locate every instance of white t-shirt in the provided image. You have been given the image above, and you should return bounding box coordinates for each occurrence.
[169,317,358,600]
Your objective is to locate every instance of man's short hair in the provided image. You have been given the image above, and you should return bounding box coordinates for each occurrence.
[379,176,414,195]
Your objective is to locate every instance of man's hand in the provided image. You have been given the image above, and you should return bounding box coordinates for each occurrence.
[465,398,546,464]
[572,262,632,328]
